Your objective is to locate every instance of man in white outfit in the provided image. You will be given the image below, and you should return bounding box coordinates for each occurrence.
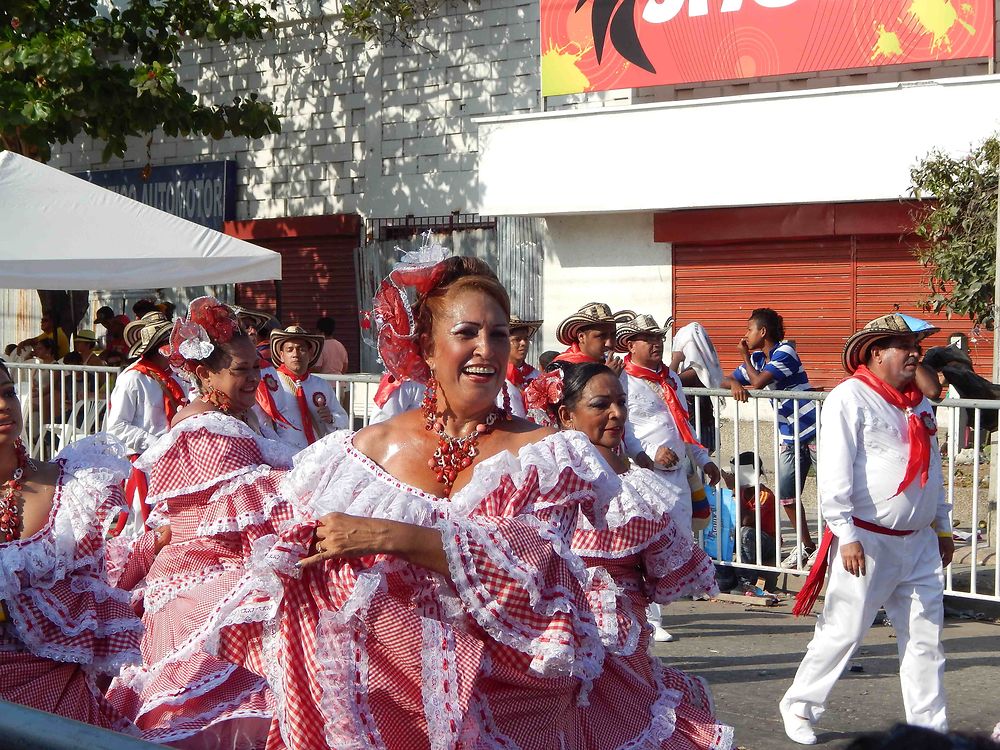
[255,326,349,451]
[780,313,955,744]
[107,311,188,530]
[617,313,721,642]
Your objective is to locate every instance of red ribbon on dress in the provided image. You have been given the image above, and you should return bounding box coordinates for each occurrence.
[131,360,187,423]
[506,361,536,389]
[852,364,935,497]
[278,364,317,445]
[623,355,703,448]
[552,343,599,365]
[792,518,916,617]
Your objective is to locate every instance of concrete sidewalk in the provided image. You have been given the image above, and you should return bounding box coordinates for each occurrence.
[656,598,1000,749]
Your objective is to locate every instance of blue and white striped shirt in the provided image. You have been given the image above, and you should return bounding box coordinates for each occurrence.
[733,341,817,444]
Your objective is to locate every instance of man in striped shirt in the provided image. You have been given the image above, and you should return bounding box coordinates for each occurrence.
[722,308,819,567]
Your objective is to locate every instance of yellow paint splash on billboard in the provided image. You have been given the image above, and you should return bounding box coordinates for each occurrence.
[907,0,976,53]
[871,24,904,60]
[542,42,591,97]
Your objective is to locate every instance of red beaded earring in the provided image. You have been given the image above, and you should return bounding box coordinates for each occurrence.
[201,385,233,414]
[502,384,512,420]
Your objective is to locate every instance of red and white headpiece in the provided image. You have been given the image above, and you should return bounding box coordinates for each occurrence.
[362,237,450,386]
[522,368,565,428]
[168,296,241,383]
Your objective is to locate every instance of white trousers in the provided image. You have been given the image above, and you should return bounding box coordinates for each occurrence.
[782,525,947,731]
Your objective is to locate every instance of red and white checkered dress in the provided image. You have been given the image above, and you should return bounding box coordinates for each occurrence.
[571,467,733,750]
[105,412,297,748]
[210,429,638,750]
[0,435,141,733]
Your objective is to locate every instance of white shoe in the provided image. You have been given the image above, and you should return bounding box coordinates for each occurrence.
[651,624,674,642]
[779,700,816,745]
[781,544,818,570]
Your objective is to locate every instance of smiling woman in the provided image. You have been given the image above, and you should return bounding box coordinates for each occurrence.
[193,252,666,750]
[105,298,299,748]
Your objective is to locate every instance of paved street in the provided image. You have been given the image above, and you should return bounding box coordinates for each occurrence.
[655,597,1000,749]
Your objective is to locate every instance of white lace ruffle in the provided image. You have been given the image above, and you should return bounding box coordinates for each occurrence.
[576,466,687,531]
[135,410,297,473]
[283,430,620,525]
[194,465,286,538]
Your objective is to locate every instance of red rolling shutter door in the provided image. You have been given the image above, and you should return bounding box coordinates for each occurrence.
[673,239,854,388]
[673,236,991,389]
[229,216,361,373]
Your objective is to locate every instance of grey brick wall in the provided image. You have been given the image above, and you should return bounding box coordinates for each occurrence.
[48,0,1000,221]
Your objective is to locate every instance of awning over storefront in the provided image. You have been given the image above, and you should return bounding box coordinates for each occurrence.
[476,75,1000,216]
[0,151,281,289]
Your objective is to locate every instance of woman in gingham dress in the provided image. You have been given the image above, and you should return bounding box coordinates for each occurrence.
[206,255,636,749]
[106,298,297,749]
[526,361,734,749]
[0,360,142,731]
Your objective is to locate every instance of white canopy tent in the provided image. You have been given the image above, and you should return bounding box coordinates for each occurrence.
[0,151,281,289]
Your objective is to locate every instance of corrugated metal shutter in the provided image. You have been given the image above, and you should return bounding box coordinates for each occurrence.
[673,239,854,388]
[235,228,360,373]
[856,237,992,375]
[674,236,992,389]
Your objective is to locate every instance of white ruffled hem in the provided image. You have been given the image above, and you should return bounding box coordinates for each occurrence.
[136,410,296,473]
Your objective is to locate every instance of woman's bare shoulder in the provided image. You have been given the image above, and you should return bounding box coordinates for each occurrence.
[353,410,425,464]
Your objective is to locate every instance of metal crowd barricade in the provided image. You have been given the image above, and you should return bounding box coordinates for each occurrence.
[8,361,117,461]
[686,386,1000,604]
[8,362,997,603]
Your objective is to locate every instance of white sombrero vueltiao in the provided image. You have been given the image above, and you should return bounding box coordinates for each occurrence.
[123,311,174,359]
[842,313,940,374]
[555,303,636,347]
[270,325,324,369]
[615,313,673,353]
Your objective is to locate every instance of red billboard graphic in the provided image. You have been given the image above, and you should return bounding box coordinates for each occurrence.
[541,0,994,96]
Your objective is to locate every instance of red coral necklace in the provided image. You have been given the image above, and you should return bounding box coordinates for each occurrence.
[421,378,501,497]
[0,441,34,543]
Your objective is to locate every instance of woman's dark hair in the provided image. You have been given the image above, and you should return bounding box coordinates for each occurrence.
[35,338,58,357]
[750,307,785,342]
[414,257,510,341]
[200,331,252,374]
[316,316,336,336]
[547,361,618,412]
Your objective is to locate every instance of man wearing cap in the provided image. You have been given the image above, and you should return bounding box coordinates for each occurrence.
[553,302,634,372]
[94,305,131,356]
[779,313,954,745]
[255,326,349,451]
[507,315,543,390]
[107,311,189,530]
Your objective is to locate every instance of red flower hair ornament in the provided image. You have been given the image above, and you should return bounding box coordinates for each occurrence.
[523,368,564,428]
[168,296,242,382]
[362,238,450,386]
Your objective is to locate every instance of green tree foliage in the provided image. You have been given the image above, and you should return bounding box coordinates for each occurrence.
[0,0,445,164]
[0,0,285,162]
[910,136,1000,329]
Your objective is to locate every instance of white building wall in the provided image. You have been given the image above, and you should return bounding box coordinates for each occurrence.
[540,213,670,352]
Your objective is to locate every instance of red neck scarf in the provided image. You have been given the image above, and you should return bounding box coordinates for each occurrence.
[506,361,537,389]
[132,360,187,423]
[553,343,600,365]
[623,355,702,448]
[277,364,317,445]
[374,372,403,408]
[852,364,935,496]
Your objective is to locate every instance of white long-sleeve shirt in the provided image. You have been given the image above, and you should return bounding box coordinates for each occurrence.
[254,367,349,451]
[369,380,526,425]
[819,378,951,545]
[106,364,189,455]
[620,368,711,470]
